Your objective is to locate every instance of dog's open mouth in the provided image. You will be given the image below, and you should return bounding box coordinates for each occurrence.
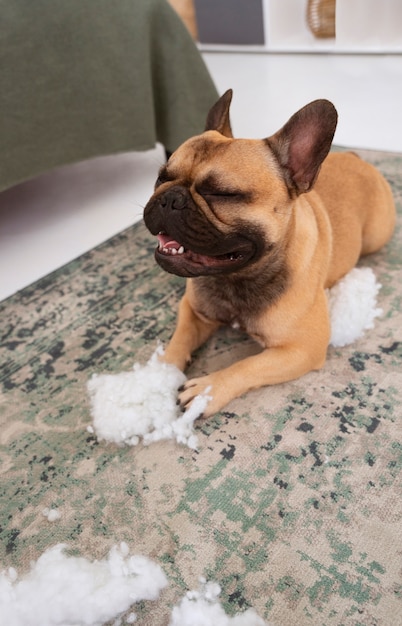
[157,233,243,265]
[155,232,251,276]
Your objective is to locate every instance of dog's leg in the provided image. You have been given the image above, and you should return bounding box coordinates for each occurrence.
[178,347,322,416]
[178,293,330,417]
[160,294,220,371]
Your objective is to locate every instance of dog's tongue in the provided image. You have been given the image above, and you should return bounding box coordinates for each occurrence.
[157,233,182,249]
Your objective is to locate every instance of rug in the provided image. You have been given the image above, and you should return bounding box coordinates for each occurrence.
[1,148,401,625]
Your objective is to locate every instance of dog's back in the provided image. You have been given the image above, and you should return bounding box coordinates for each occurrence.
[312,152,396,287]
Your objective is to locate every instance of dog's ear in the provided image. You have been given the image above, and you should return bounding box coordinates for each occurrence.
[205,89,233,138]
[267,99,338,194]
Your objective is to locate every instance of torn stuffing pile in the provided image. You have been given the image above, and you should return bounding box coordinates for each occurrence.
[0,542,167,626]
[87,346,210,449]
[169,579,269,626]
[0,544,268,626]
[328,267,382,347]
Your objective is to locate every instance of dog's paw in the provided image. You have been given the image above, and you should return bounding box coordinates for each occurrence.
[178,373,227,418]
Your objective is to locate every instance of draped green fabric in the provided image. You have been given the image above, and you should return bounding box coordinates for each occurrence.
[0,0,218,190]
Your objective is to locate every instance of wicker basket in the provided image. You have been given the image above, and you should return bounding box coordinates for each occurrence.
[307,0,336,38]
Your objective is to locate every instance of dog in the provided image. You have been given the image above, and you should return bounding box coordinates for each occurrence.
[143,90,396,417]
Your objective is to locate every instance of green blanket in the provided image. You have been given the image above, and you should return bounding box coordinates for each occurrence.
[0,0,218,191]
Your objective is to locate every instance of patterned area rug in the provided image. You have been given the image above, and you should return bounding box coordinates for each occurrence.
[1,148,401,625]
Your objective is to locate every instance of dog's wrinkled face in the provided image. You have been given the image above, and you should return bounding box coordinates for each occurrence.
[143,133,290,278]
[143,90,337,278]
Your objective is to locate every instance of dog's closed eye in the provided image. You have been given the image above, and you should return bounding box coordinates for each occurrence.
[196,173,239,199]
[197,186,251,203]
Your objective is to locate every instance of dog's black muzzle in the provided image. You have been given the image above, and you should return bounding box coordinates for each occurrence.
[144,185,225,253]
[143,185,264,277]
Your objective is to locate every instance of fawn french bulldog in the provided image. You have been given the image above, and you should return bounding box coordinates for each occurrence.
[144,90,396,417]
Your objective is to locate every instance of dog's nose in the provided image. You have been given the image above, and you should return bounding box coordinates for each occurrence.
[160,188,187,211]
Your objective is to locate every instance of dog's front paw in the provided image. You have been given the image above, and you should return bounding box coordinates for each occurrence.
[178,373,227,418]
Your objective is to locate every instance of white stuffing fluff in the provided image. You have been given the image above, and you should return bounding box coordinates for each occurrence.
[0,542,168,626]
[0,547,269,626]
[328,267,382,347]
[87,346,210,450]
[169,579,268,626]
[42,507,61,522]
[87,267,382,449]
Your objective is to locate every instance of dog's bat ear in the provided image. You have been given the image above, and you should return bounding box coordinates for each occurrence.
[266,99,338,194]
[205,89,233,138]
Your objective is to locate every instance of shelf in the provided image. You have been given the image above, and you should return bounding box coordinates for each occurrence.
[196,0,402,55]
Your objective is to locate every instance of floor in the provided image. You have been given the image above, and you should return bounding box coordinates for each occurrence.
[1,52,401,301]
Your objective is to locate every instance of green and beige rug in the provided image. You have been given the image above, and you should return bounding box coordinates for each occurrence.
[1,148,401,625]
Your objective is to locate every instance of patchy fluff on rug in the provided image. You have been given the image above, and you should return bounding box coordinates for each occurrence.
[169,579,269,626]
[0,545,268,626]
[327,267,382,346]
[0,543,167,626]
[87,345,210,449]
[87,267,382,449]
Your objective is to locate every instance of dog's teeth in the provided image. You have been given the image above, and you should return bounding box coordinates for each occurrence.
[159,242,184,256]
